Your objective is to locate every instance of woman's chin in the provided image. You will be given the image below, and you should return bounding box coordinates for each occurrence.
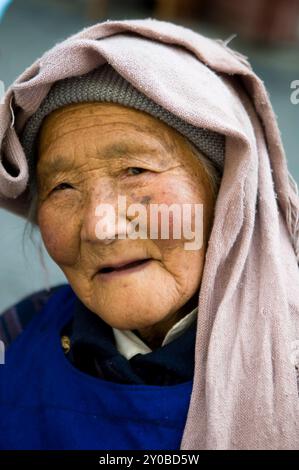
[89,296,173,331]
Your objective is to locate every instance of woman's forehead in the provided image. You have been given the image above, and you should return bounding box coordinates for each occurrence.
[37,102,198,168]
[39,102,172,139]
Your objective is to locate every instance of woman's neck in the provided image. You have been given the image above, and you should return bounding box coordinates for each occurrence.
[134,291,199,350]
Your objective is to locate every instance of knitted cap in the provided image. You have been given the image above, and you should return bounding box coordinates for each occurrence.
[21,63,225,177]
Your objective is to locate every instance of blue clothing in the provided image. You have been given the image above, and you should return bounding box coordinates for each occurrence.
[61,293,197,385]
[0,284,193,450]
[0,285,64,347]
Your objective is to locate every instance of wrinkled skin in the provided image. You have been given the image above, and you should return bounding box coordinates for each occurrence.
[36,102,216,349]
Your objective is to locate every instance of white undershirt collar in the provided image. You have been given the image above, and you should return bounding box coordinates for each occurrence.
[112,306,198,360]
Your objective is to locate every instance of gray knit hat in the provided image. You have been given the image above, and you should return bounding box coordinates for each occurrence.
[21,63,225,180]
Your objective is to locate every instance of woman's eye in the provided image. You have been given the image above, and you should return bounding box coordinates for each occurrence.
[127,167,146,176]
[52,182,73,192]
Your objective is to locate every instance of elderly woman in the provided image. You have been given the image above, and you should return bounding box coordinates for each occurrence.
[0,19,299,450]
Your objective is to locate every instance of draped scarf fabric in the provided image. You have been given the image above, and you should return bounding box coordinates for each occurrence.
[0,18,298,449]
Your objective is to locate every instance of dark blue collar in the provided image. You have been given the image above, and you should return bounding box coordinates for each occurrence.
[61,296,196,386]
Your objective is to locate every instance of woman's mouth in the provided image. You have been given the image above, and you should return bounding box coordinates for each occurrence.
[96,258,153,280]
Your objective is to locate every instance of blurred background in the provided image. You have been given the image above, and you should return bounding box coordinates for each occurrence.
[0,0,298,312]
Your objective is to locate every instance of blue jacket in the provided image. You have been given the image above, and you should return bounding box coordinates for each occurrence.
[0,284,193,450]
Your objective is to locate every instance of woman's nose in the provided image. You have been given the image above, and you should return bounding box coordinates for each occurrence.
[80,180,127,245]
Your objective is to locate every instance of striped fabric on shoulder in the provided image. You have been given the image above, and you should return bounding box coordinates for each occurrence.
[0,284,66,347]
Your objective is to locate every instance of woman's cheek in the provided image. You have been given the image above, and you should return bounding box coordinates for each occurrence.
[145,177,198,249]
[38,204,80,266]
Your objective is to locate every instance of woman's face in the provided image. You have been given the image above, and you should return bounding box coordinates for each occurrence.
[36,102,216,340]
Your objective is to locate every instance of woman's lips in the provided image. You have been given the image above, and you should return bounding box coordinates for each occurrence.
[96,258,153,280]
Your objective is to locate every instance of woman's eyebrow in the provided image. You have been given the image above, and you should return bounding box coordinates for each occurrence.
[100,140,170,160]
[40,139,171,176]
[38,156,76,176]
